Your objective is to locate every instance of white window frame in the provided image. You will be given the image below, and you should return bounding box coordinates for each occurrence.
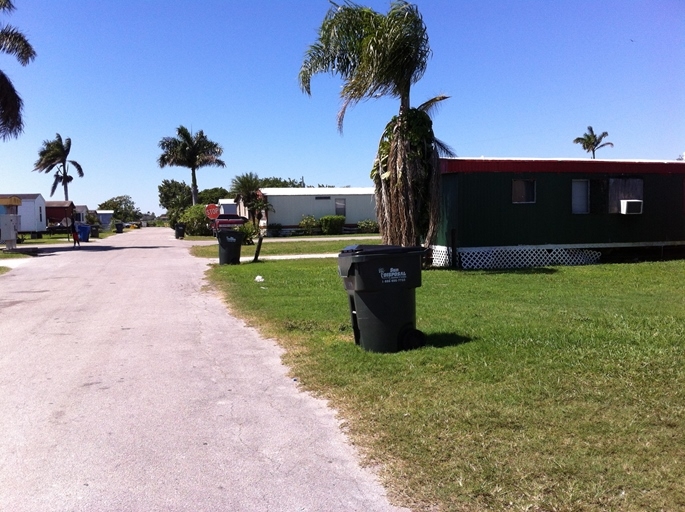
[572,179,590,214]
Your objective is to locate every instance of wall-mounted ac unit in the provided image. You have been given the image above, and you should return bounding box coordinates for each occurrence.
[620,199,643,214]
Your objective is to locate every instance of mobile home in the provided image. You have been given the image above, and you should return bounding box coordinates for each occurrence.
[238,187,376,234]
[0,193,47,235]
[434,158,685,269]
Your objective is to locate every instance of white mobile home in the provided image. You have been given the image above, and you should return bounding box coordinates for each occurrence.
[218,199,238,215]
[0,193,47,235]
[237,187,376,232]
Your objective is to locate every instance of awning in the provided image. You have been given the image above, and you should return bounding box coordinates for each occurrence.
[0,196,22,206]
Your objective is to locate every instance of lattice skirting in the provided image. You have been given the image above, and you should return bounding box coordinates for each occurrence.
[430,245,601,269]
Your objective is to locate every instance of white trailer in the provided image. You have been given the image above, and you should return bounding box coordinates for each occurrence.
[0,193,47,235]
[218,199,238,215]
[253,187,376,232]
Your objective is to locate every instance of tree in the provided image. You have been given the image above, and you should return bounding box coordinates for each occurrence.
[0,0,36,140]
[157,126,226,205]
[573,126,614,159]
[157,179,192,228]
[179,204,212,236]
[229,172,261,224]
[259,176,306,188]
[33,133,84,200]
[198,187,230,205]
[98,195,141,222]
[158,179,192,211]
[299,1,453,246]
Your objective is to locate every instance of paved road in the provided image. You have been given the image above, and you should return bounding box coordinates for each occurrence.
[0,229,407,512]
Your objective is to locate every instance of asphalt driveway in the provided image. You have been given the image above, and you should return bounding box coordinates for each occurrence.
[0,228,407,511]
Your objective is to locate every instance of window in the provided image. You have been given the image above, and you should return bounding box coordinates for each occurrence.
[608,178,643,213]
[39,206,43,222]
[315,196,331,200]
[512,179,535,203]
[335,198,346,216]
[572,180,589,214]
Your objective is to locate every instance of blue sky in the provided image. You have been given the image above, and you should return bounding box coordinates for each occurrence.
[1,0,683,214]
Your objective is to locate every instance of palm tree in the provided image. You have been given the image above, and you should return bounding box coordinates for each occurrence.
[0,0,36,140]
[372,96,454,245]
[158,126,226,205]
[229,172,262,226]
[299,0,453,246]
[573,126,614,159]
[33,134,84,200]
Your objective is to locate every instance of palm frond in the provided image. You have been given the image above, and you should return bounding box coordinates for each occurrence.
[434,137,456,158]
[417,95,449,116]
[300,0,430,130]
[50,175,60,197]
[0,1,16,13]
[0,69,22,139]
[69,160,84,177]
[0,25,36,65]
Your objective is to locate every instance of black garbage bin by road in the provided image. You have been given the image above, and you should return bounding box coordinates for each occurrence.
[115,222,124,234]
[217,229,244,264]
[175,223,185,239]
[338,245,426,353]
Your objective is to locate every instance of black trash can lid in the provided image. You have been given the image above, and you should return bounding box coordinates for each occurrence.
[339,244,425,255]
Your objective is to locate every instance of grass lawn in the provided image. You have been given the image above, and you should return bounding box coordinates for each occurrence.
[0,251,28,274]
[205,258,685,512]
[190,238,381,259]
[0,252,30,259]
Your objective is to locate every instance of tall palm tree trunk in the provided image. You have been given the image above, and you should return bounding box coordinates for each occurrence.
[190,168,199,205]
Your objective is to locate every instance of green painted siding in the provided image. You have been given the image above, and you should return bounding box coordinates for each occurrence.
[438,171,685,248]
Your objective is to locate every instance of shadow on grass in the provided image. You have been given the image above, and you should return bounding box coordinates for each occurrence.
[482,267,558,275]
[424,332,473,349]
[426,266,558,275]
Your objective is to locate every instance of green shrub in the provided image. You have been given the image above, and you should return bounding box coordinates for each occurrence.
[236,223,258,245]
[179,205,212,236]
[85,212,100,225]
[298,215,320,235]
[357,219,379,233]
[319,215,346,235]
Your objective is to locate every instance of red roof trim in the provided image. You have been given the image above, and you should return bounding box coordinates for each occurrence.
[440,158,685,175]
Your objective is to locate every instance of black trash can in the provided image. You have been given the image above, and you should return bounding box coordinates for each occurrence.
[175,223,185,239]
[217,229,244,264]
[115,222,124,234]
[90,225,100,238]
[338,245,426,353]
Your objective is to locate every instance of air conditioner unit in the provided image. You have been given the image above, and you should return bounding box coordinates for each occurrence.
[620,199,643,214]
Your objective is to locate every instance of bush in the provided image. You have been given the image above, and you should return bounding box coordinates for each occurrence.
[319,215,346,235]
[179,205,212,236]
[237,223,258,245]
[357,219,379,233]
[298,215,320,235]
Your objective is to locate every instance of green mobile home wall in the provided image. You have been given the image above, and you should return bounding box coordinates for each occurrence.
[437,159,685,249]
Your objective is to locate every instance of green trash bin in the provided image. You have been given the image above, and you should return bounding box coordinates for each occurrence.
[175,223,185,239]
[338,245,426,353]
[217,229,244,264]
